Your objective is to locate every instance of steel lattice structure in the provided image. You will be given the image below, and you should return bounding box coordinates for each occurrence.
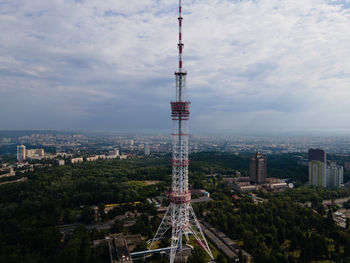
[148,1,213,262]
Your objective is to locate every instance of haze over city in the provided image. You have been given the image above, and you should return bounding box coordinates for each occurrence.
[1,0,350,133]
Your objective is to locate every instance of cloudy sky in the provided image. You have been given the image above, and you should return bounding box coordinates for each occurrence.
[1,0,350,134]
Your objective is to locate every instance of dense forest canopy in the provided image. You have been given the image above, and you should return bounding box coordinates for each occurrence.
[1,152,350,262]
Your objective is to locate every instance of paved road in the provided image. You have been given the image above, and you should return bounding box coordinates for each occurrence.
[201,221,252,262]
[200,223,238,259]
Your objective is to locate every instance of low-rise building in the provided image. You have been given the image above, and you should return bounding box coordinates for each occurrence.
[265,177,288,190]
[71,157,83,164]
[190,189,213,203]
[26,148,45,158]
[119,155,128,160]
[0,167,15,178]
[86,156,99,162]
[223,176,287,193]
[56,159,65,166]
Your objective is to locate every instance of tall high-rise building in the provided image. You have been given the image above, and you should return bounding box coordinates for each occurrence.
[16,145,26,162]
[309,160,327,187]
[308,149,326,163]
[308,149,343,188]
[326,162,343,188]
[144,143,150,156]
[250,152,267,184]
[344,162,350,172]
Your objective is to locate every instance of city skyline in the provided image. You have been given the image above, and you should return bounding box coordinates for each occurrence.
[2,0,350,133]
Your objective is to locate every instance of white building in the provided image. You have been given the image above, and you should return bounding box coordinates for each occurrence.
[71,157,83,164]
[108,149,119,156]
[86,156,99,162]
[56,160,65,166]
[326,162,343,188]
[309,160,343,189]
[309,161,327,187]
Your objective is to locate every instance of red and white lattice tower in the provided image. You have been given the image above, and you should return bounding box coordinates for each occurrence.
[148,1,213,262]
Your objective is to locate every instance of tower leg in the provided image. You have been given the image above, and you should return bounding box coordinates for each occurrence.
[148,206,171,249]
[149,203,213,262]
[188,204,214,259]
[170,223,181,263]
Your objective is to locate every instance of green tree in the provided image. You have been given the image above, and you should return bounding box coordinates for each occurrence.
[188,247,206,263]
[216,253,228,263]
[110,220,125,234]
[134,241,147,252]
[80,206,94,224]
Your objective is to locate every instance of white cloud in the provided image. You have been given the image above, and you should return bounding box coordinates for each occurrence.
[1,0,350,132]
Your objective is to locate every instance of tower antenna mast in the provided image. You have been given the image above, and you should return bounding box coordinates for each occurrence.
[149,1,214,262]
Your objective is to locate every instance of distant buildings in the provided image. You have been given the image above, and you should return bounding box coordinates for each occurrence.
[16,145,46,161]
[222,152,287,193]
[250,152,267,184]
[109,149,119,157]
[1,137,11,144]
[308,149,343,188]
[16,145,26,162]
[122,140,134,147]
[85,149,122,162]
[79,150,126,163]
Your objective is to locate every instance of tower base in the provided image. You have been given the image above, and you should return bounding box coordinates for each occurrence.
[148,203,213,263]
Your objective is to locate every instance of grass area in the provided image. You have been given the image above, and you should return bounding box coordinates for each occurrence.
[326,237,336,253]
[234,240,243,247]
[186,235,228,261]
[207,239,222,260]
[125,180,148,187]
[125,180,161,187]
[291,250,300,258]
